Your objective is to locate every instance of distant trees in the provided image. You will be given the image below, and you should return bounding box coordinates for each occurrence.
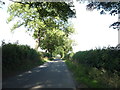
[7,2,76,57]
[40,28,74,57]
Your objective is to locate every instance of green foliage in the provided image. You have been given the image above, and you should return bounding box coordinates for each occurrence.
[86,2,120,15]
[72,47,120,74]
[66,60,120,88]
[42,52,51,58]
[40,28,74,57]
[67,47,120,88]
[86,2,120,29]
[7,2,75,55]
[8,2,74,21]
[64,52,74,60]
[49,57,55,61]
[7,2,75,33]
[2,42,44,75]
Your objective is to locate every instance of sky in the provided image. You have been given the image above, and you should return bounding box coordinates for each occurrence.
[0,1,118,52]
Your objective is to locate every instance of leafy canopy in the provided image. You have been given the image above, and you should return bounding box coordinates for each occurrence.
[7,2,76,56]
[86,1,120,29]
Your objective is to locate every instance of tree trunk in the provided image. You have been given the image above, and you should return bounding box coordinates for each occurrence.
[50,52,52,58]
[35,41,39,50]
[35,29,41,51]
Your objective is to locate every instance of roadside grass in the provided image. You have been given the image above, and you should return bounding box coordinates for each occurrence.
[42,57,51,62]
[63,59,67,62]
[65,60,120,88]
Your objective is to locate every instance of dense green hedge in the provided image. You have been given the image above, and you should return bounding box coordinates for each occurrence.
[2,43,44,73]
[66,60,120,88]
[72,47,120,75]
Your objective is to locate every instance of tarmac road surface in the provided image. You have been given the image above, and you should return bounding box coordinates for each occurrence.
[2,60,76,89]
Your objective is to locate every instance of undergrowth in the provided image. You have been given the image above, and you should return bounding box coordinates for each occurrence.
[66,60,120,88]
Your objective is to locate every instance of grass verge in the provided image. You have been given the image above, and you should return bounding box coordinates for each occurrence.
[65,60,120,88]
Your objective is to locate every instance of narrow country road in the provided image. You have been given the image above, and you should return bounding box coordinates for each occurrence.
[2,60,76,89]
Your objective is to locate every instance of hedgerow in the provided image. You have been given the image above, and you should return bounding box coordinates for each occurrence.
[72,47,120,75]
[66,47,120,88]
[2,42,44,77]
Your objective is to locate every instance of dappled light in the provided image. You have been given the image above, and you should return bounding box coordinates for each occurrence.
[2,61,75,88]
[1,1,120,89]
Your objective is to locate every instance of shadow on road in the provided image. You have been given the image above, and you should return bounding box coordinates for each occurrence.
[2,61,75,89]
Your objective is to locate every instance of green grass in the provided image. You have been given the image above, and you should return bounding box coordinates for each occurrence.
[65,60,120,88]
[43,57,51,62]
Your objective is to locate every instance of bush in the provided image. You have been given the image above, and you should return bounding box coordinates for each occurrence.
[66,47,120,88]
[66,60,120,88]
[72,47,120,75]
[2,43,44,74]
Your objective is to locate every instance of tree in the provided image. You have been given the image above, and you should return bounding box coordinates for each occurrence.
[7,2,76,30]
[86,1,120,29]
[53,37,73,58]
[40,29,64,57]
[7,2,76,50]
[40,25,74,57]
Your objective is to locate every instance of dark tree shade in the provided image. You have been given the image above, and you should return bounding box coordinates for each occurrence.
[15,2,76,21]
